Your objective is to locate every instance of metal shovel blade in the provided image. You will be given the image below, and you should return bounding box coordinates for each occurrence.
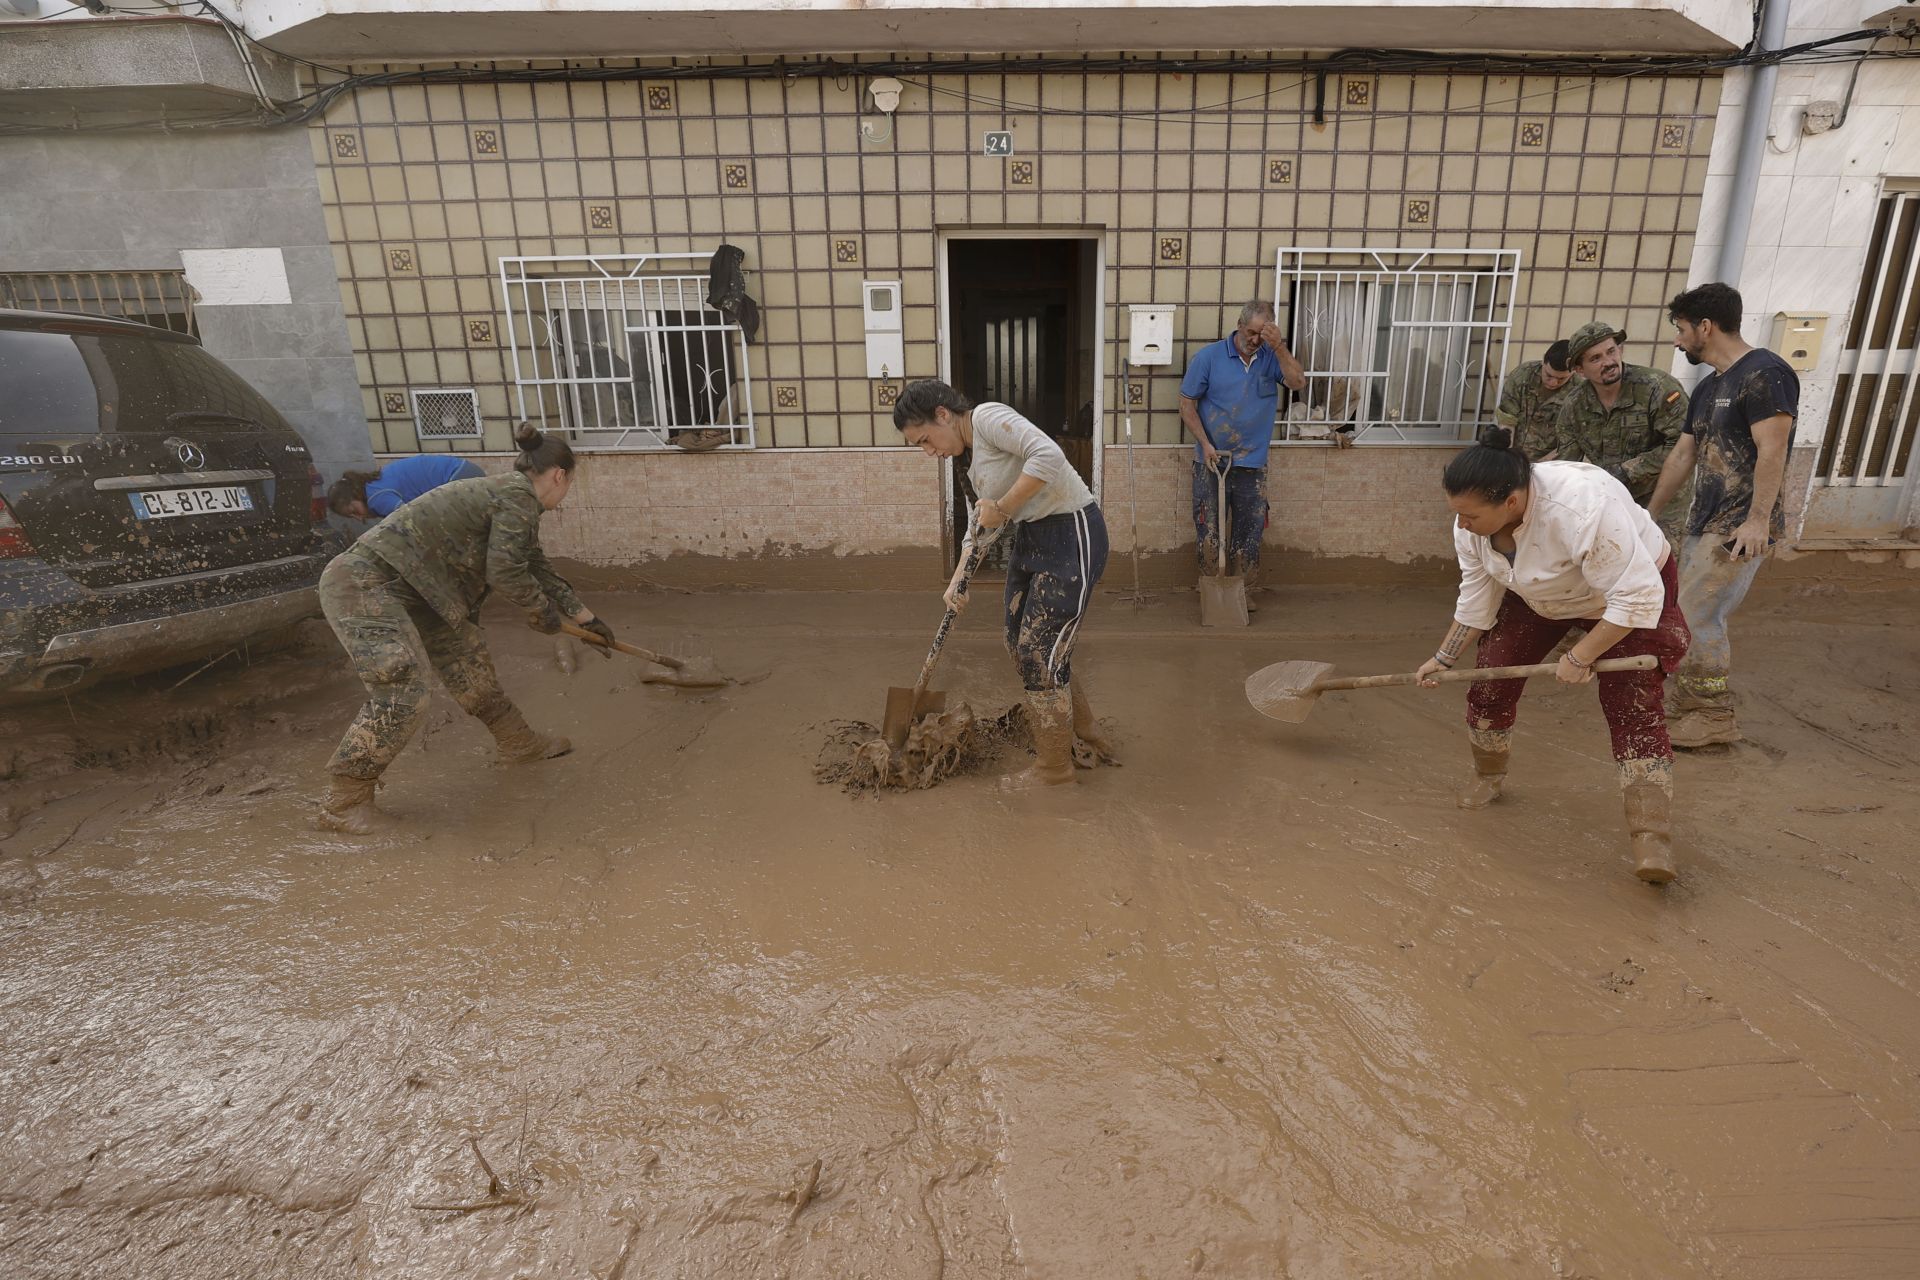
[1199,573,1249,628]
[1245,660,1336,722]
[882,686,947,751]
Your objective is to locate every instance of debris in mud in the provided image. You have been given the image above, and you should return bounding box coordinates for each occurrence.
[814,702,1021,793]
[813,701,1117,793]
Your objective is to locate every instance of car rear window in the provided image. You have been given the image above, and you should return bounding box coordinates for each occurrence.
[0,328,286,435]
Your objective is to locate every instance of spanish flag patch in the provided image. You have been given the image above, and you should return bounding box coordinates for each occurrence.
[1665,391,1682,404]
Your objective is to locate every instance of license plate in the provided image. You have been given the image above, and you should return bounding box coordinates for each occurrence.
[128,486,254,520]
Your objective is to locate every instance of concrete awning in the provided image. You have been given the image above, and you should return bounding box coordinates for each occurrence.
[244,0,1751,62]
[0,15,299,124]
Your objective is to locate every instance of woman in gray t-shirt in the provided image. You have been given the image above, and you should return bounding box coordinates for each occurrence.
[893,379,1112,788]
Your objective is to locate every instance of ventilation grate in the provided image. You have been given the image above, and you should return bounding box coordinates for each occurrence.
[411,388,482,440]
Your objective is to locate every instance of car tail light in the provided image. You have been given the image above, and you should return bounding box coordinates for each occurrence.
[308,464,329,523]
[0,498,33,557]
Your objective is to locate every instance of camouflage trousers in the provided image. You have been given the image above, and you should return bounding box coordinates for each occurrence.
[318,549,513,780]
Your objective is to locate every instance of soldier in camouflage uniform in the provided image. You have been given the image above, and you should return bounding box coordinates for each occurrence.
[1552,321,1692,543]
[1493,339,1577,459]
[315,426,615,833]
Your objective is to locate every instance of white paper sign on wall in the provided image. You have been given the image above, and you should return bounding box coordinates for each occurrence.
[178,248,292,307]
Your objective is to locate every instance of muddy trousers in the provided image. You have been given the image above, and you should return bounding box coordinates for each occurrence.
[319,549,513,780]
[1672,535,1766,712]
[1466,554,1691,764]
[1191,462,1267,579]
[1004,504,1109,692]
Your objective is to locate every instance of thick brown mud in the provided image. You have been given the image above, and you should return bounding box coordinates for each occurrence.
[3,578,1919,1277]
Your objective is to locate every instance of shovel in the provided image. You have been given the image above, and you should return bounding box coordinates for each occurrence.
[883,520,1000,750]
[1198,457,1248,628]
[1246,653,1660,722]
[560,622,731,689]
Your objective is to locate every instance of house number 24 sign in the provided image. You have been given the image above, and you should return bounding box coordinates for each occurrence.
[983,131,1014,156]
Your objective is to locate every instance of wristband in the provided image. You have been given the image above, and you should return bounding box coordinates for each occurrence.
[1432,651,1456,669]
[1565,651,1591,669]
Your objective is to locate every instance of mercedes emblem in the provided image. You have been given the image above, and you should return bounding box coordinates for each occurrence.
[176,441,206,470]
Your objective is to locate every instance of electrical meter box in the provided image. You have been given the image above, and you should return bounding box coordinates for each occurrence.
[1771,312,1828,372]
[863,279,905,379]
[1128,305,1176,366]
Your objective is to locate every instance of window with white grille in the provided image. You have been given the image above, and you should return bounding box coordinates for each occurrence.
[411,388,482,441]
[1821,191,1920,490]
[1,269,197,336]
[1274,247,1519,443]
[500,253,755,450]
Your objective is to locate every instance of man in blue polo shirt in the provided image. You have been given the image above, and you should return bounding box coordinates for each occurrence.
[1179,300,1307,602]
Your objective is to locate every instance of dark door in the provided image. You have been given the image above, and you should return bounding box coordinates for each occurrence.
[945,238,1097,569]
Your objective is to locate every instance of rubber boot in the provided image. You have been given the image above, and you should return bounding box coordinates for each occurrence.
[1003,687,1077,790]
[1622,774,1678,884]
[1668,707,1741,749]
[1069,681,1118,766]
[1458,729,1510,810]
[486,707,573,764]
[315,775,384,835]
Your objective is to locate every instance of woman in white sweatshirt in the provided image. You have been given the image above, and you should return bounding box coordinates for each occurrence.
[893,379,1113,788]
[1415,426,1693,883]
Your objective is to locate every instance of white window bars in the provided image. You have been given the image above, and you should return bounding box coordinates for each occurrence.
[1821,190,1920,492]
[500,253,755,451]
[1274,247,1520,444]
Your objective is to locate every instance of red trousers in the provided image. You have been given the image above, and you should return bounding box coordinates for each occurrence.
[1466,554,1692,762]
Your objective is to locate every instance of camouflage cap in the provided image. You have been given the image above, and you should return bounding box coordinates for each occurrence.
[1566,320,1628,364]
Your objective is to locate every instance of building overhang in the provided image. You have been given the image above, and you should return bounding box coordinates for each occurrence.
[244,0,1751,63]
[0,16,302,123]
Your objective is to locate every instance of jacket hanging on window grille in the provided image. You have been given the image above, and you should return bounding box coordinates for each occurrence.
[705,244,761,343]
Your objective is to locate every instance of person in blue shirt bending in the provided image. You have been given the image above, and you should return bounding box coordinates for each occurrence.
[1178,300,1307,606]
[329,454,488,521]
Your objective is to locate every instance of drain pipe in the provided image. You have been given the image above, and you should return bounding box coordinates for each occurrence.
[1715,0,1792,287]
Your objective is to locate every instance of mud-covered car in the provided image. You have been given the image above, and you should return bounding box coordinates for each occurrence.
[0,309,343,699]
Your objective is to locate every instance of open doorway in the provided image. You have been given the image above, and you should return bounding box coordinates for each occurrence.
[940,234,1101,570]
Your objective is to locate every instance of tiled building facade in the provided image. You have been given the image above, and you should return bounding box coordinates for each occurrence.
[302,56,1720,572]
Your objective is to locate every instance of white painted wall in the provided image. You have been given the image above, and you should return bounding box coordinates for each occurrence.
[1688,1,1920,535]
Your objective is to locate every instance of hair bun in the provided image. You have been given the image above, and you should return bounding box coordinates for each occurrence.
[513,421,545,451]
[1479,425,1515,451]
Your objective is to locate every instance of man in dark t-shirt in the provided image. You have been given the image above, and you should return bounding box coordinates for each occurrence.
[1650,283,1798,749]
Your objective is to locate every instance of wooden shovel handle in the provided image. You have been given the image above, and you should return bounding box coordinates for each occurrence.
[560,621,684,670]
[1317,653,1659,693]
[913,520,1000,698]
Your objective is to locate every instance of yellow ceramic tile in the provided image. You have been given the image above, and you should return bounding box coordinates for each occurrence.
[1648,157,1687,194]
[1367,193,1402,228]
[1506,194,1542,229]
[789,158,825,195]
[1541,195,1575,230]
[1435,194,1470,229]
[1441,155,1475,192]
[457,277,494,311]
[341,206,379,242]
[449,241,487,278]
[1510,156,1547,191]
[1331,193,1367,228]
[682,159,719,196]
[1407,113,1445,152]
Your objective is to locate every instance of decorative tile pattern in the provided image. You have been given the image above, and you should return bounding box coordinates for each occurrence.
[875,382,899,408]
[386,246,416,274]
[307,59,1720,454]
[466,318,495,344]
[382,392,407,416]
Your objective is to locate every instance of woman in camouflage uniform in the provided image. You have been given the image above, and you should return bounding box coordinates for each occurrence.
[315,424,614,833]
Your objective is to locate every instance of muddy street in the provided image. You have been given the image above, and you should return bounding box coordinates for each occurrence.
[3,577,1919,1278]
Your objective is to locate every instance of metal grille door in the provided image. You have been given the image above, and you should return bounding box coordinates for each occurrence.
[1274,247,1519,443]
[1808,191,1920,538]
